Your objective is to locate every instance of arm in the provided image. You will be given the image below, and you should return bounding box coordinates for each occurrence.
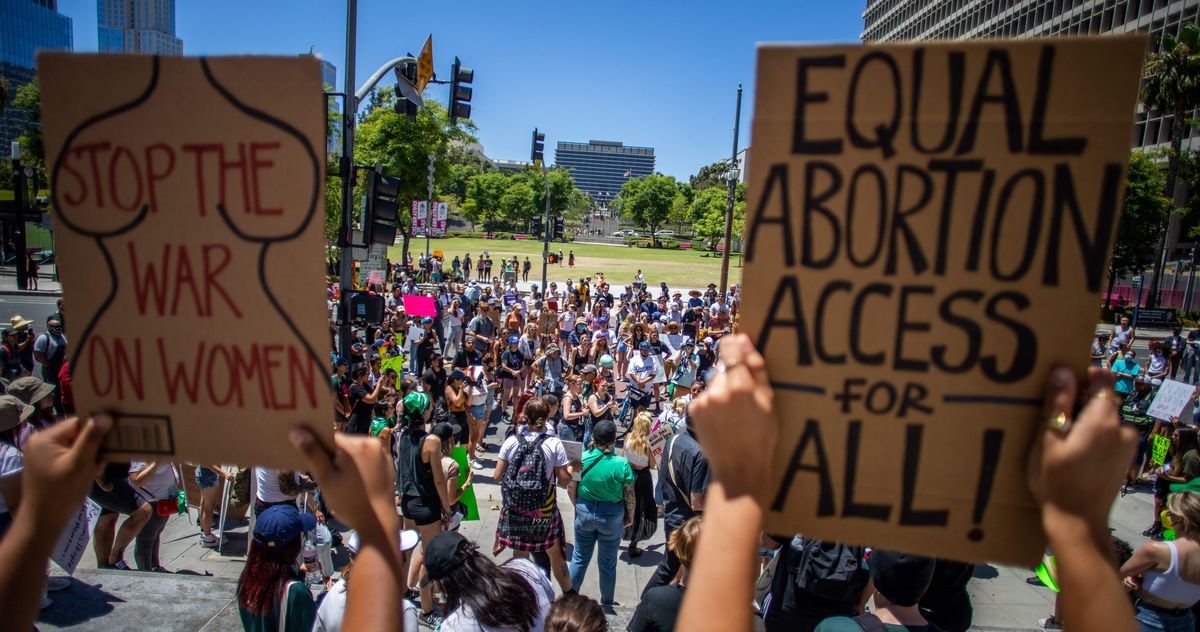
[562,396,584,422]
[0,415,111,632]
[554,464,572,489]
[422,437,451,516]
[362,375,389,405]
[1120,542,1166,580]
[494,459,508,486]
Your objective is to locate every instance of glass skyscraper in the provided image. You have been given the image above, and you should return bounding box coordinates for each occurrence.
[554,140,655,201]
[97,0,183,55]
[0,0,73,147]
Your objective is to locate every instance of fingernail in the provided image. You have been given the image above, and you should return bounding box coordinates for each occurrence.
[289,428,310,447]
[93,414,112,432]
[1051,367,1071,388]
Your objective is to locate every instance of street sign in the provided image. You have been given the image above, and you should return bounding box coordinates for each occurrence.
[1133,275,1143,289]
[417,34,434,92]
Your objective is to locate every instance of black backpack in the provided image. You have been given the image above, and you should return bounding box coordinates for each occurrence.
[501,433,550,512]
[792,537,868,604]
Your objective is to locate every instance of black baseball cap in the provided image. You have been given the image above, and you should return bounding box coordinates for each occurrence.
[592,419,617,445]
[419,531,471,586]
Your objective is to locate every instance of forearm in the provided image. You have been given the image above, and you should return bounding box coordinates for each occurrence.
[677,483,760,632]
[0,509,59,631]
[1044,506,1136,632]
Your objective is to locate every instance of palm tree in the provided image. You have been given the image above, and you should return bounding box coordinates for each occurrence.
[1142,23,1200,308]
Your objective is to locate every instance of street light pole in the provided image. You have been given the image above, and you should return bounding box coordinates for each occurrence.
[426,153,435,258]
[541,166,552,296]
[718,84,743,299]
[336,0,358,363]
[10,142,27,291]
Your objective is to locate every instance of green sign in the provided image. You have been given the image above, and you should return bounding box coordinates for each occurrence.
[1133,275,1143,289]
[1153,434,1171,465]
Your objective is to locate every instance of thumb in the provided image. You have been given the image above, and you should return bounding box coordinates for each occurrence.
[67,414,112,466]
[290,426,334,483]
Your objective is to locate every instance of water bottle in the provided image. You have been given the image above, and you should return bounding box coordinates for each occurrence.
[302,536,321,586]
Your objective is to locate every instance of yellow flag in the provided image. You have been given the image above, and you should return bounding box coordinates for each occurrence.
[417,34,434,92]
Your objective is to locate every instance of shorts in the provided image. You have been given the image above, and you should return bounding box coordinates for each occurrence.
[90,479,146,517]
[196,467,219,489]
[469,403,486,421]
[502,377,521,390]
[629,390,652,410]
[401,495,442,526]
[560,330,571,342]
[450,410,470,444]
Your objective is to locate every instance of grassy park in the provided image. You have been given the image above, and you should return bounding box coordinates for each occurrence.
[388,237,742,288]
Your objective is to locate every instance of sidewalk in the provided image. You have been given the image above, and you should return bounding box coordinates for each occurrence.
[0,264,62,296]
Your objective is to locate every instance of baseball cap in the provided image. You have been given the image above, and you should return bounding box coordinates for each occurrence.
[592,419,617,445]
[449,369,469,382]
[546,343,560,354]
[253,505,316,548]
[507,335,519,344]
[420,531,472,586]
[639,341,652,351]
[431,421,462,443]
[703,336,714,345]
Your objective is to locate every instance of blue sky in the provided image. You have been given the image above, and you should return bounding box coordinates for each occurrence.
[57,0,864,180]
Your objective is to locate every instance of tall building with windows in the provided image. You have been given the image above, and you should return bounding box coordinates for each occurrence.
[861,0,1200,151]
[554,140,655,201]
[97,0,182,55]
[0,0,73,147]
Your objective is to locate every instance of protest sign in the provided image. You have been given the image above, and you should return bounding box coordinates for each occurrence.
[39,54,330,467]
[563,440,584,481]
[380,354,405,376]
[1152,434,1171,467]
[52,499,102,574]
[450,447,480,521]
[403,294,437,318]
[1147,379,1194,421]
[648,418,676,461]
[740,38,1144,564]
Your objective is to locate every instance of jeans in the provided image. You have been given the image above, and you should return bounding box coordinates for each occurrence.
[1184,354,1200,385]
[1135,600,1195,632]
[569,498,625,604]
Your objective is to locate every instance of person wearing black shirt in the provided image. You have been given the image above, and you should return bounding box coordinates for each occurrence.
[642,428,709,597]
[89,461,152,569]
[421,355,448,411]
[347,366,389,435]
[452,337,482,369]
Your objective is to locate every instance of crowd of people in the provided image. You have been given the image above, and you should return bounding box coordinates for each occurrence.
[0,253,1196,632]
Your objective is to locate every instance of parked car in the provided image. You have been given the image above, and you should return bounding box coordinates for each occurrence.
[654,230,676,237]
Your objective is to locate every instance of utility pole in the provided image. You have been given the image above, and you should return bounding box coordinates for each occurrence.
[10,142,27,291]
[336,0,358,363]
[531,128,550,295]
[718,84,743,299]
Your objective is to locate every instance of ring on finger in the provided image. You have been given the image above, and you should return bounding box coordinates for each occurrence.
[1046,411,1068,432]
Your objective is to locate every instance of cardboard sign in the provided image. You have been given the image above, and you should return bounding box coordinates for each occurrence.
[39,54,330,467]
[740,38,1144,564]
[1147,379,1194,421]
[1152,434,1171,466]
[52,498,102,574]
[403,294,437,318]
[648,418,676,461]
[562,439,584,481]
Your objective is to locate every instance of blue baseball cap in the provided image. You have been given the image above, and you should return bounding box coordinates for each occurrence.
[421,317,434,324]
[638,341,652,351]
[253,505,316,548]
[507,336,519,344]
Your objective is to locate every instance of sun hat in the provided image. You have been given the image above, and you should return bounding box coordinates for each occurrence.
[5,376,54,406]
[0,395,34,432]
[8,315,32,330]
[253,505,316,548]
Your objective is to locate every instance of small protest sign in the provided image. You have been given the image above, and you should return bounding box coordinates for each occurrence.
[1147,379,1194,422]
[403,294,437,318]
[380,355,405,376]
[740,38,1145,564]
[1152,434,1172,466]
[648,419,676,461]
[450,446,479,521]
[39,54,330,467]
[52,498,102,574]
[562,440,584,481]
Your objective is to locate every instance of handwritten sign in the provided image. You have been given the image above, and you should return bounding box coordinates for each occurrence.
[1152,434,1171,466]
[563,440,584,481]
[380,354,405,376]
[1147,379,1194,422]
[52,498,102,574]
[741,38,1144,564]
[648,418,676,461]
[40,54,330,467]
[403,294,437,318]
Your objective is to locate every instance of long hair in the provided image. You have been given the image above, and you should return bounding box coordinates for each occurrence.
[439,543,540,631]
[1172,427,1200,477]
[237,536,302,615]
[544,593,606,632]
[1169,492,1200,540]
[626,412,653,458]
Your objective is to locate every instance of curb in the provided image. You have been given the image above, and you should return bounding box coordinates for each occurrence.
[0,289,62,298]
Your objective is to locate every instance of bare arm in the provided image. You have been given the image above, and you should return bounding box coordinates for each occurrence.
[423,436,451,516]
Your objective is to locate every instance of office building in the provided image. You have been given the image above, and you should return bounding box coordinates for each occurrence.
[492,159,532,174]
[0,0,73,147]
[860,0,1200,150]
[97,0,183,55]
[554,139,655,200]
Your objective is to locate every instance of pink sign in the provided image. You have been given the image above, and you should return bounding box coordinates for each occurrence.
[403,294,437,318]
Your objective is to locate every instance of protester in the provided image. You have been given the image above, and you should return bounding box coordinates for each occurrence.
[395,391,451,625]
[196,465,232,547]
[494,398,575,593]
[622,412,658,557]
[643,401,707,597]
[347,365,390,435]
[568,418,634,605]
[128,461,178,572]
[0,395,33,539]
[545,593,608,632]
[629,516,701,632]
[423,531,555,631]
[814,550,938,632]
[236,504,317,632]
[91,458,153,570]
[1122,491,1200,631]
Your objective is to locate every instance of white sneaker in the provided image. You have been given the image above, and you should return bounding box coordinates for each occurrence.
[471,459,484,470]
[46,576,71,592]
[199,533,219,548]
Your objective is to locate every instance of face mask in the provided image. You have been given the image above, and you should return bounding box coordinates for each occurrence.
[1126,354,1134,360]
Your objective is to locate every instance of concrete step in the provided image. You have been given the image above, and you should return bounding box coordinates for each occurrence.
[39,567,240,631]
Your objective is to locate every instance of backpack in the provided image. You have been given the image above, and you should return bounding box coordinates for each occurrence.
[501,433,550,512]
[791,537,868,604]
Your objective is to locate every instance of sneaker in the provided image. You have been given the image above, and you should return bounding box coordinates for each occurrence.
[46,576,71,592]
[471,459,484,470]
[418,610,444,628]
[199,534,219,548]
[1040,616,1062,630]
[1143,523,1163,537]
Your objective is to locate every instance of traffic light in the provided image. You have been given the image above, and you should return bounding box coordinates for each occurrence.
[531,128,545,163]
[395,96,418,121]
[449,56,473,126]
[552,216,564,240]
[531,215,544,237]
[364,166,400,245]
[394,57,421,121]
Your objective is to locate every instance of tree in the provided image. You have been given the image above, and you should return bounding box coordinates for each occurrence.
[1109,151,1171,307]
[11,81,45,184]
[1140,23,1200,307]
[689,159,732,191]
[463,171,507,231]
[499,179,536,225]
[688,183,746,247]
[618,174,679,245]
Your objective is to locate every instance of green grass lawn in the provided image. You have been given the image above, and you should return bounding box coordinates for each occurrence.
[388,237,743,288]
